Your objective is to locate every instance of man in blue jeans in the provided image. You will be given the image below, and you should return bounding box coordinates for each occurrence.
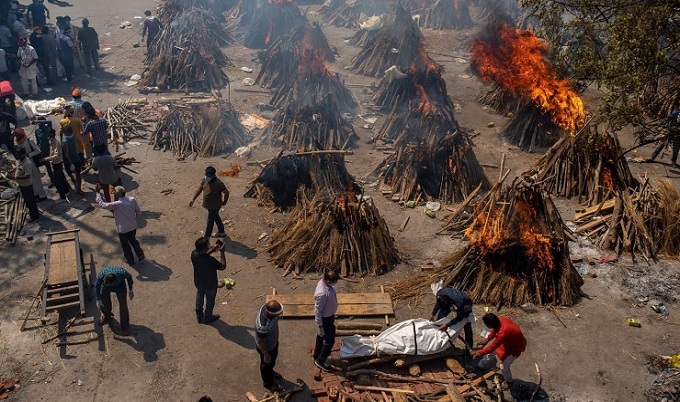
[189,166,229,238]
[191,237,226,324]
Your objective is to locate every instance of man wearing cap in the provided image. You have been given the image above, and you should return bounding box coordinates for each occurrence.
[142,10,161,49]
[77,18,99,75]
[313,269,340,372]
[16,37,38,97]
[95,183,145,266]
[66,88,85,120]
[255,300,285,393]
[13,147,41,222]
[59,104,88,163]
[191,236,226,325]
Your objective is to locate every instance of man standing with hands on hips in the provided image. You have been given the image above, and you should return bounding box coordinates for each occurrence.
[313,269,340,372]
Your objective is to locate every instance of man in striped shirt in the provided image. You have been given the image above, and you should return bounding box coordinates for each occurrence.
[95,265,134,335]
[313,269,340,372]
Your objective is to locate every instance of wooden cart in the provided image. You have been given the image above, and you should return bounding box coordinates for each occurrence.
[40,228,92,323]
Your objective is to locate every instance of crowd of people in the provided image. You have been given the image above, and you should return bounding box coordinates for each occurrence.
[0,0,101,97]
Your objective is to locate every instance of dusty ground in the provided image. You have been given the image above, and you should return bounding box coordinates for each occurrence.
[1,1,680,402]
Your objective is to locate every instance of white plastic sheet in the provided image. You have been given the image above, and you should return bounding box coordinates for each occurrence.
[340,315,475,358]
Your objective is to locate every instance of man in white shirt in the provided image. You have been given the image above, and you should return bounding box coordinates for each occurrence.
[95,184,145,266]
[17,37,38,97]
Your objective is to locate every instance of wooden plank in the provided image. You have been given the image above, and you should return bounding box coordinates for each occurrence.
[268,292,394,318]
[267,292,391,305]
[48,240,78,285]
[280,303,393,317]
[574,199,616,221]
[575,214,611,232]
[45,300,81,311]
[445,383,466,402]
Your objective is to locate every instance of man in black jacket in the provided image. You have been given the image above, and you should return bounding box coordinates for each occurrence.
[77,18,99,75]
[430,287,474,349]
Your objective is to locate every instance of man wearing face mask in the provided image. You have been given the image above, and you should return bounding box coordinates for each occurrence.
[313,269,340,372]
[16,37,39,98]
[189,166,229,238]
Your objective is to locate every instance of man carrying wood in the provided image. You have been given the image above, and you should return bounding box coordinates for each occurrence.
[313,269,340,372]
[191,236,226,325]
[429,287,474,350]
[95,265,134,336]
[255,300,285,393]
[472,313,527,390]
[189,166,229,238]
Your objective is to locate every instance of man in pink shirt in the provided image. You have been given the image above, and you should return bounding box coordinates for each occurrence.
[95,183,145,266]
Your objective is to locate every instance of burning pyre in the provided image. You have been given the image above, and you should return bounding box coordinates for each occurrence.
[258,95,357,150]
[267,189,400,276]
[320,0,388,28]
[471,17,585,152]
[373,131,490,203]
[149,101,247,158]
[420,0,474,30]
[256,22,335,89]
[244,151,360,211]
[243,0,306,49]
[142,9,232,91]
[350,5,424,78]
[391,177,583,307]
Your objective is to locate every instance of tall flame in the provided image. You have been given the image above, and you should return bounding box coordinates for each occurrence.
[471,22,585,133]
[297,30,333,77]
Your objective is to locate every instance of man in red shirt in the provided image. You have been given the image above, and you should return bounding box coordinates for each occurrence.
[472,313,527,388]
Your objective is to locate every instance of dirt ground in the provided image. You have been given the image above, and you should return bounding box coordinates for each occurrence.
[1,1,680,401]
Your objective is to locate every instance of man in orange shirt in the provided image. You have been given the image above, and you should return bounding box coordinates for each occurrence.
[472,313,527,389]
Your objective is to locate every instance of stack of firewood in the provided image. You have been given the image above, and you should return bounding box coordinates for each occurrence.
[149,100,247,158]
[244,150,360,211]
[255,22,335,89]
[373,131,490,203]
[243,0,306,49]
[157,0,233,23]
[478,83,529,116]
[259,95,357,150]
[420,0,474,30]
[267,189,399,276]
[393,177,584,307]
[376,104,458,144]
[0,188,26,244]
[104,99,149,146]
[321,0,388,28]
[526,128,638,205]
[350,5,424,77]
[142,8,232,91]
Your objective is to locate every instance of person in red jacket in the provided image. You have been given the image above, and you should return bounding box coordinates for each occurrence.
[472,313,527,388]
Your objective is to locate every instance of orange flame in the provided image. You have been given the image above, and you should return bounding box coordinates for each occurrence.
[296,29,333,77]
[410,44,441,116]
[471,22,585,133]
[601,168,613,190]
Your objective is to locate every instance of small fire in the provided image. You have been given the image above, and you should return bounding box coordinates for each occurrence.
[471,21,585,133]
[410,44,442,116]
[297,30,333,77]
[264,22,273,46]
[601,168,614,190]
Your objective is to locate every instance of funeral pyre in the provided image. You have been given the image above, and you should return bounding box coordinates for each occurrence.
[391,177,583,307]
[149,100,247,159]
[471,16,585,152]
[243,0,306,49]
[142,8,232,91]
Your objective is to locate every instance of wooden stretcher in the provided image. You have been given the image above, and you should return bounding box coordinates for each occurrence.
[40,228,93,323]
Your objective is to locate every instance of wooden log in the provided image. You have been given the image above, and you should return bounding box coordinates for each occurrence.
[445,358,465,375]
[393,348,463,367]
[337,329,382,336]
[445,383,465,402]
[345,369,453,385]
[336,322,384,330]
[408,364,421,376]
[352,386,413,394]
